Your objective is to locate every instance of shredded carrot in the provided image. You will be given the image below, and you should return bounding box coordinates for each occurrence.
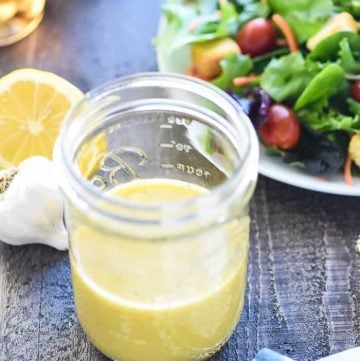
[344,153,353,186]
[272,14,299,53]
[233,75,261,87]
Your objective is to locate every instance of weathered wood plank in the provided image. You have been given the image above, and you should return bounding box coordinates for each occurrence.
[0,245,42,361]
[319,194,360,354]
[260,180,330,361]
[36,249,74,361]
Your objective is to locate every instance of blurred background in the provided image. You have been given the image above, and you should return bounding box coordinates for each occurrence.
[0,0,163,89]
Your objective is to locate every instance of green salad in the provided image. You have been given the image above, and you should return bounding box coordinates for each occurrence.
[156,0,360,184]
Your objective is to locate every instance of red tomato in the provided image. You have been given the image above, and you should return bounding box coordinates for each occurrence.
[236,18,277,57]
[260,104,301,150]
[351,80,360,102]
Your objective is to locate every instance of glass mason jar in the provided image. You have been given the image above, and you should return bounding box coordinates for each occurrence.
[0,0,46,46]
[54,73,258,361]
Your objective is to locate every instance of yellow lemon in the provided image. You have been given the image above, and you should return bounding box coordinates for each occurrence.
[0,68,83,168]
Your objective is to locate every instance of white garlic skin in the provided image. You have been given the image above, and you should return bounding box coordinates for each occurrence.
[0,156,68,250]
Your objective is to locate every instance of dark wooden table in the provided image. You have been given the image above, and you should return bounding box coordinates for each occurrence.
[0,1,359,360]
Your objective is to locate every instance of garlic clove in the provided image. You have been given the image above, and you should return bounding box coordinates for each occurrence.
[44,224,68,251]
[0,156,68,250]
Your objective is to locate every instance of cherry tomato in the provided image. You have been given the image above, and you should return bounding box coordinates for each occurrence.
[260,104,301,150]
[236,18,277,57]
[351,80,360,102]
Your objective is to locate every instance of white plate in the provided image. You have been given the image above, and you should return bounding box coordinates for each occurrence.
[156,35,360,196]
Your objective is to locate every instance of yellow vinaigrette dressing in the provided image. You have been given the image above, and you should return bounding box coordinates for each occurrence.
[70,179,249,361]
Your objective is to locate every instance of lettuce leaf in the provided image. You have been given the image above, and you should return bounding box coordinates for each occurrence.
[260,52,314,102]
[334,0,360,17]
[348,98,360,120]
[295,64,345,110]
[252,47,289,73]
[339,38,360,74]
[267,0,333,43]
[309,32,360,76]
[212,52,253,89]
[310,32,360,62]
[229,0,270,25]
[299,108,360,133]
[155,0,239,50]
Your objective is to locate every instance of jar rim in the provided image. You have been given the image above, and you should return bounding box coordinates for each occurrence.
[55,72,259,225]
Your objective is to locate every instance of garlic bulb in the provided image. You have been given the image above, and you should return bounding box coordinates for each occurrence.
[0,156,68,250]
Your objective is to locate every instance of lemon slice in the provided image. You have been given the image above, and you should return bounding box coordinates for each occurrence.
[0,68,83,168]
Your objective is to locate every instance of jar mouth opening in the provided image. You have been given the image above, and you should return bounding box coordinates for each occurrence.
[55,72,259,220]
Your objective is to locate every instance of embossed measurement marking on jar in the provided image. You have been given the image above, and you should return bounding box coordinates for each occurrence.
[160,116,193,129]
[160,141,193,153]
[167,115,192,126]
[177,163,211,178]
[160,163,211,179]
[160,164,175,170]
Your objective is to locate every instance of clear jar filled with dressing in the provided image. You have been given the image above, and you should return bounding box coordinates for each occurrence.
[54,73,259,361]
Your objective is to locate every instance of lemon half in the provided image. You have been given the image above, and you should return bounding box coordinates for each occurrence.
[0,68,83,168]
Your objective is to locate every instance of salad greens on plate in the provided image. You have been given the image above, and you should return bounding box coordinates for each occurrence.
[155,0,360,186]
